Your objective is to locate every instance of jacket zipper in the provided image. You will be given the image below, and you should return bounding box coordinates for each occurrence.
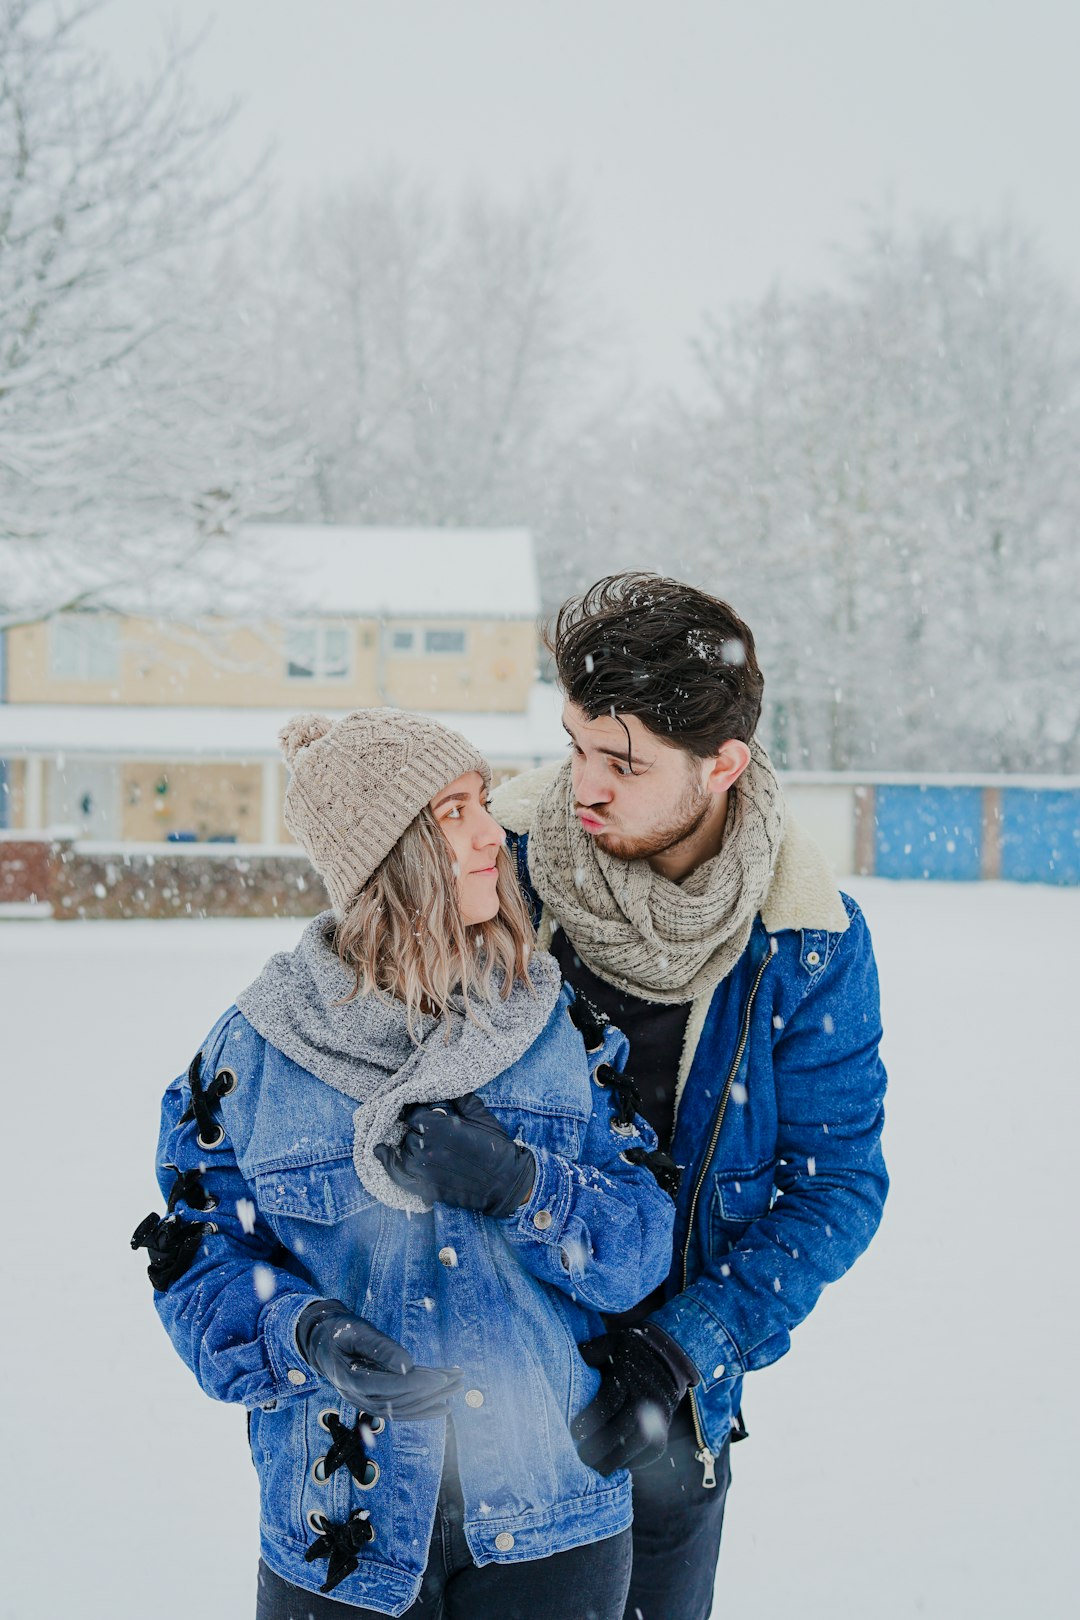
[681,947,773,1487]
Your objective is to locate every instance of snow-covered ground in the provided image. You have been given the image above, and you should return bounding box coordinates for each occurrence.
[1,880,1075,1619]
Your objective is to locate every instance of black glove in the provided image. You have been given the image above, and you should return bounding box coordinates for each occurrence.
[572,1321,700,1475]
[296,1299,461,1420]
[374,1093,536,1219]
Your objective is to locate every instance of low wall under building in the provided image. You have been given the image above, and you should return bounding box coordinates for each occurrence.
[1,835,329,919]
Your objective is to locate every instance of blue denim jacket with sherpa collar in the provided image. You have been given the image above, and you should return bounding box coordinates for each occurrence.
[148,977,674,1615]
[491,763,889,1487]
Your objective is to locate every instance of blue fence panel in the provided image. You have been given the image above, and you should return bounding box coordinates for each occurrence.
[1000,789,1080,885]
[875,785,983,880]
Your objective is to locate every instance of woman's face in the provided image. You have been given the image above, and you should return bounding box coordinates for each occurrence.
[429,770,506,925]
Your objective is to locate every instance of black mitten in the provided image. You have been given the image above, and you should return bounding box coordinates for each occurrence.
[573,1321,699,1474]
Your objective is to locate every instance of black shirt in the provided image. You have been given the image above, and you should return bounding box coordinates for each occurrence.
[550,927,691,1153]
[551,926,692,1329]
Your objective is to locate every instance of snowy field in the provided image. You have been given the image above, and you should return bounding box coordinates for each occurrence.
[0,879,1075,1620]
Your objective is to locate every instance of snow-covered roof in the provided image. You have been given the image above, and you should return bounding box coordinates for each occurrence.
[0,684,568,764]
[1,525,540,625]
[222,525,540,620]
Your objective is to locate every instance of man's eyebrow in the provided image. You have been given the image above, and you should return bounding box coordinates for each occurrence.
[562,720,654,766]
[430,790,470,812]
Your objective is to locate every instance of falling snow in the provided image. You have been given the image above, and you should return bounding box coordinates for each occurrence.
[2,881,1072,1619]
[252,1264,276,1302]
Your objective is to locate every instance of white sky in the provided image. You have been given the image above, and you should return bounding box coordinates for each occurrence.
[86,0,1080,387]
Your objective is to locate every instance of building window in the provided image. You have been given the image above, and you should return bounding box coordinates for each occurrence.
[49,615,120,680]
[285,623,350,680]
[382,624,468,657]
[424,628,467,656]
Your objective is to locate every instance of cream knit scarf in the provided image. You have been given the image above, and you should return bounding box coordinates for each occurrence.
[527,741,785,1004]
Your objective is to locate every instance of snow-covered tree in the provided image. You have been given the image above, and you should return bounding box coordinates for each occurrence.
[235,169,612,537]
[673,216,1080,771]
[0,0,302,630]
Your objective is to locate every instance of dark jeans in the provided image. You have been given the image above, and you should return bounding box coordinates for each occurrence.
[622,1403,733,1620]
[255,1448,632,1620]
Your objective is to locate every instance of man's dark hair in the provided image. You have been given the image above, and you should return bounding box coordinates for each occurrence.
[545,573,764,757]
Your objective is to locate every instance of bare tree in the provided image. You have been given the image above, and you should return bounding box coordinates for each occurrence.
[0,0,302,630]
[236,168,613,534]
[677,215,1080,772]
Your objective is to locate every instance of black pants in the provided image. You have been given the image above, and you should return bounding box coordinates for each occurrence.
[255,1452,632,1620]
[621,1403,733,1620]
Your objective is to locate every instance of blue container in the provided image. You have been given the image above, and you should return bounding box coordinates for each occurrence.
[1000,790,1080,885]
[874,785,983,880]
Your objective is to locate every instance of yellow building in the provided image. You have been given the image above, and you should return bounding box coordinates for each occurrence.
[0,526,564,842]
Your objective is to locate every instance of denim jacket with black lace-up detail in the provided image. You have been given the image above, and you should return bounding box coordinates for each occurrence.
[145,981,674,1615]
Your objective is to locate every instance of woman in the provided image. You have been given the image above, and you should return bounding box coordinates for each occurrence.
[132,708,679,1619]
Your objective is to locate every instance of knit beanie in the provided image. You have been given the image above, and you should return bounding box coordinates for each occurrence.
[279,709,491,914]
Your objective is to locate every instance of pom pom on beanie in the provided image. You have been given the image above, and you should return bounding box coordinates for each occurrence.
[278,713,333,766]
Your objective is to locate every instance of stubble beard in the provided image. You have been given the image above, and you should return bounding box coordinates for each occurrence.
[587,773,714,863]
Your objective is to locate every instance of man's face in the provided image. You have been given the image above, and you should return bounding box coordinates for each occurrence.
[562,702,717,863]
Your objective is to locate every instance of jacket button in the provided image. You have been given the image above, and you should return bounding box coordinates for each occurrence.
[532,1209,552,1230]
[465,1389,485,1408]
[287,1369,306,1386]
[438,1246,458,1268]
[495,1532,515,1551]
[806,950,820,965]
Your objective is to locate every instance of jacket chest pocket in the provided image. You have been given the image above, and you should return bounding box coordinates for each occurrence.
[254,1157,376,1225]
[484,1104,583,1163]
[708,1162,776,1251]
[253,1156,387,1309]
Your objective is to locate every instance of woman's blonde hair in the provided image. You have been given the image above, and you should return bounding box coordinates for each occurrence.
[333,806,536,1033]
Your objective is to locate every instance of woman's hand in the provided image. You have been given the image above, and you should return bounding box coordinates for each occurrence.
[296,1300,461,1419]
[374,1093,536,1218]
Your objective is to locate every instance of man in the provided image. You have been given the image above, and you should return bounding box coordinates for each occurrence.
[490,574,888,1620]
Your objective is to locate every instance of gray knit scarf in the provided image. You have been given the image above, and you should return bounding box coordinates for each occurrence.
[526,741,785,1004]
[236,912,563,1213]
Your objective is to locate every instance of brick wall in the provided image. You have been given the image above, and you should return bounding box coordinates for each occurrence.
[0,837,58,905]
[2,837,329,919]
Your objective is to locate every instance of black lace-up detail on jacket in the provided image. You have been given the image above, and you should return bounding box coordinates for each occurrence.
[178,1050,232,1145]
[321,1414,373,1487]
[130,1211,213,1291]
[620,1144,682,1199]
[304,1509,375,1593]
[164,1164,216,1213]
[593,1062,642,1130]
[568,988,678,1192]
[567,992,608,1052]
[570,992,655,1137]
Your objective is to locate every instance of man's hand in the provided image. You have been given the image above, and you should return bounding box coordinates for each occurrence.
[572,1322,700,1474]
[296,1300,461,1419]
[374,1093,536,1219]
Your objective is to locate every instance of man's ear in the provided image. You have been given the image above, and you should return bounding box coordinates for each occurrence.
[704,740,751,796]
